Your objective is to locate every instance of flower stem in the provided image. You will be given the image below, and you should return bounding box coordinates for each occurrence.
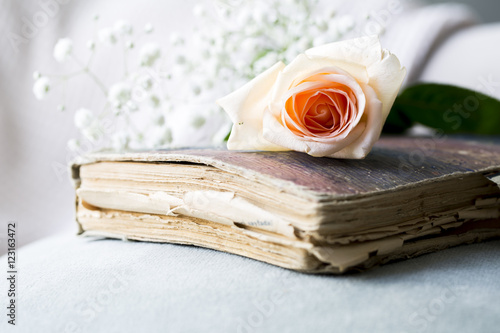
[72,55,108,97]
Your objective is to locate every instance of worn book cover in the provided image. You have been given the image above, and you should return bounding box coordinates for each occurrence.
[71,136,500,273]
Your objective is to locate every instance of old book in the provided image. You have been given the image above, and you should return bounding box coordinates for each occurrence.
[71,136,500,273]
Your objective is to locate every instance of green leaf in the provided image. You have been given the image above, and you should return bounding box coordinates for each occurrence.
[383,83,500,135]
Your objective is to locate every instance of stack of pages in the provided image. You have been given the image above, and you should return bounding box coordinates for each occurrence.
[71,137,500,273]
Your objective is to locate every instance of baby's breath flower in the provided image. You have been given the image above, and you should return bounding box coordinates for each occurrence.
[67,139,80,152]
[111,132,130,151]
[169,32,184,46]
[149,94,161,108]
[191,115,206,129]
[153,113,165,126]
[191,84,201,96]
[114,20,133,35]
[193,4,207,18]
[86,40,96,50]
[108,82,132,107]
[159,128,173,145]
[126,101,139,112]
[98,27,117,45]
[34,1,368,151]
[337,15,355,34]
[33,77,51,100]
[53,38,73,62]
[313,35,328,47]
[144,23,154,34]
[139,43,161,67]
[82,124,102,143]
[139,76,154,90]
[74,108,94,129]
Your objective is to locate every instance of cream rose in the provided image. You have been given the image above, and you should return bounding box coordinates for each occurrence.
[217,36,406,159]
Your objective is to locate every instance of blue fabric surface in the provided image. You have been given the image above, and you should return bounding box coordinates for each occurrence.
[1,234,499,333]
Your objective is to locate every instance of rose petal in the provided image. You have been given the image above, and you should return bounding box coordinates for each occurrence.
[216,61,286,150]
[305,35,406,118]
[283,72,365,126]
[263,109,366,157]
[328,83,383,159]
[305,36,384,72]
[269,55,369,116]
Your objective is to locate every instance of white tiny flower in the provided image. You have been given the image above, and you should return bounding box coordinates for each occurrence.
[365,21,385,35]
[203,79,214,90]
[108,82,132,107]
[297,36,311,51]
[252,10,266,24]
[135,132,144,143]
[53,38,73,63]
[312,35,328,47]
[149,94,161,108]
[193,4,206,18]
[191,116,206,129]
[98,27,117,45]
[125,41,134,49]
[159,71,172,80]
[253,52,278,74]
[162,100,173,113]
[126,101,138,111]
[169,32,184,46]
[33,77,51,100]
[175,54,186,65]
[112,106,122,115]
[114,20,133,35]
[314,18,328,32]
[266,11,278,25]
[82,124,102,143]
[244,24,260,36]
[238,10,253,27]
[67,139,80,152]
[131,85,147,102]
[327,24,340,41]
[57,104,65,111]
[111,132,130,151]
[87,40,96,50]
[139,76,154,90]
[337,15,355,35]
[191,84,201,96]
[33,71,41,80]
[139,43,161,67]
[153,113,165,126]
[144,23,154,34]
[284,44,300,63]
[74,108,94,129]
[160,127,173,145]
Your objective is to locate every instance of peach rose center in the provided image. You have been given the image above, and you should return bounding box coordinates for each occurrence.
[282,74,360,139]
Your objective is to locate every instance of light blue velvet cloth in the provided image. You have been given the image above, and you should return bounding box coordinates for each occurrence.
[1,233,499,333]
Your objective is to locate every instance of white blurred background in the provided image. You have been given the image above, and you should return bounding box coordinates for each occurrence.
[1,0,499,255]
[442,0,499,22]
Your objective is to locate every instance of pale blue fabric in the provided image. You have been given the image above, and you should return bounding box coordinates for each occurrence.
[1,233,499,333]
